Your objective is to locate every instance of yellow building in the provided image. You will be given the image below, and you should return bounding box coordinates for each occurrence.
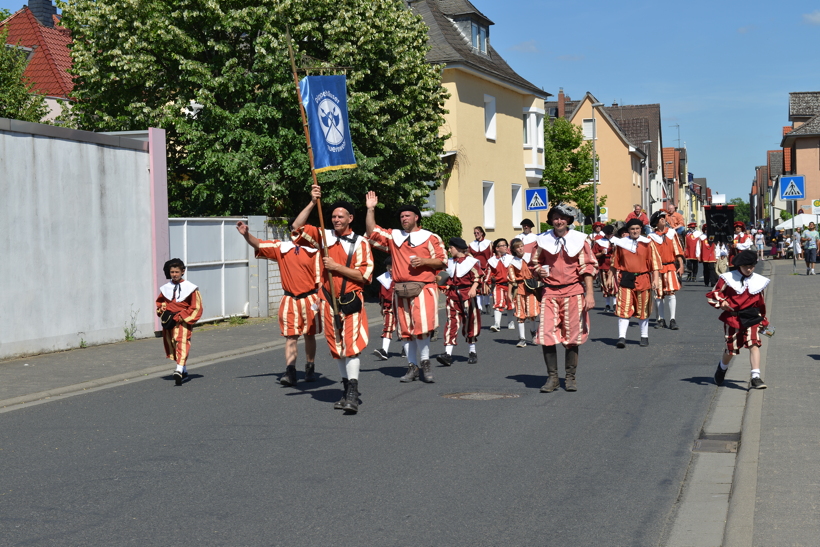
[410,0,549,239]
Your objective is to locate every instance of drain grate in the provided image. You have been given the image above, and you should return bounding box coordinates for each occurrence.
[443,392,520,401]
[693,433,740,453]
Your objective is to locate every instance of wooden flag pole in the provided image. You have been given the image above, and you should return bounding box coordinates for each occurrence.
[285,27,342,328]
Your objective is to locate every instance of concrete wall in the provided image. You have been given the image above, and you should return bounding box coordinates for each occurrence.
[0,119,168,360]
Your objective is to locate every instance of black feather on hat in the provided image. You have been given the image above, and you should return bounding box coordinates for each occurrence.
[449,236,468,250]
[650,210,667,228]
[732,249,758,267]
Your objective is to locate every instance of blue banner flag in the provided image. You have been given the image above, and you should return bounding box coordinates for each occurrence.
[299,75,357,173]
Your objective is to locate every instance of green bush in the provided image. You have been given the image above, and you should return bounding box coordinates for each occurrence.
[424,212,463,244]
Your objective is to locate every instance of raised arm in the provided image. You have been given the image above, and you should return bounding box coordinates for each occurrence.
[236,221,261,251]
[365,191,378,237]
[292,184,322,232]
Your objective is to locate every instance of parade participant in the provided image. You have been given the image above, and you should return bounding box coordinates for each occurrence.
[469,226,493,313]
[683,222,701,282]
[591,221,605,241]
[612,219,662,348]
[529,204,597,392]
[365,191,447,384]
[592,225,616,312]
[648,210,684,330]
[436,237,482,365]
[372,257,396,360]
[731,222,753,267]
[156,258,204,386]
[699,224,718,287]
[486,238,515,332]
[800,222,819,275]
[519,218,539,256]
[707,250,769,389]
[236,221,320,386]
[292,185,374,413]
[508,238,539,348]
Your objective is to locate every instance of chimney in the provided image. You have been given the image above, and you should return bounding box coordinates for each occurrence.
[27,0,57,28]
[557,87,565,119]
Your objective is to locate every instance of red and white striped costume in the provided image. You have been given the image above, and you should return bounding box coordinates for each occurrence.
[367,226,446,340]
[292,225,373,359]
[519,232,538,257]
[684,230,701,261]
[508,253,538,320]
[612,236,662,320]
[648,227,683,295]
[706,271,769,355]
[377,271,396,340]
[530,229,597,346]
[485,253,514,310]
[591,237,616,297]
[469,238,492,294]
[256,240,322,337]
[156,280,204,366]
[443,255,483,345]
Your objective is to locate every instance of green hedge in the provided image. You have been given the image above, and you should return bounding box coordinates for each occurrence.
[424,212,463,245]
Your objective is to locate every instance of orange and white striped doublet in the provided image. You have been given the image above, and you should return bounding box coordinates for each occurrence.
[486,254,514,310]
[443,256,483,345]
[368,226,447,340]
[534,294,589,346]
[469,239,492,295]
[256,240,322,337]
[156,280,204,366]
[648,228,683,295]
[508,256,539,319]
[292,225,374,359]
[612,236,661,320]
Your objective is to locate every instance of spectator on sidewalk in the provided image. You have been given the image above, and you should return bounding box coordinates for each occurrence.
[625,204,650,235]
[792,228,803,261]
[156,259,204,386]
[754,229,766,260]
[707,250,769,390]
[801,223,819,275]
[665,203,686,238]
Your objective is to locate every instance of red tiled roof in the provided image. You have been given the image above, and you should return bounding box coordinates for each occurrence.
[1,7,72,98]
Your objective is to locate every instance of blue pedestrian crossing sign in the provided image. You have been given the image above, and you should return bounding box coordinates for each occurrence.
[525,187,548,211]
[780,175,805,200]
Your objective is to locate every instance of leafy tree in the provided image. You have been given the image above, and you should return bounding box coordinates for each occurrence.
[779,209,792,221]
[541,117,604,218]
[1,8,11,19]
[423,212,462,243]
[0,26,49,122]
[729,197,750,224]
[62,0,448,218]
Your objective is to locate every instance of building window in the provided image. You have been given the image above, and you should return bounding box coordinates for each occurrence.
[472,22,487,53]
[483,181,495,229]
[511,184,522,226]
[582,118,595,140]
[537,114,544,148]
[523,115,531,146]
[472,23,478,49]
[484,95,496,140]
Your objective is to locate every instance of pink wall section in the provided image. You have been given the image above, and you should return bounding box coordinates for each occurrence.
[149,128,170,332]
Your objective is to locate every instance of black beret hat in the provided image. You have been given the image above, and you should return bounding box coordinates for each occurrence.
[328,201,356,216]
[625,218,644,229]
[520,218,535,228]
[449,236,468,250]
[732,249,758,267]
[163,258,185,279]
[396,204,422,219]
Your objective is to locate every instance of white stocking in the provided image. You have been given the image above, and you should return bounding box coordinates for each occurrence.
[345,356,360,380]
[655,298,664,320]
[336,358,347,379]
[418,336,430,362]
[640,319,649,337]
[665,294,677,320]
[618,318,629,338]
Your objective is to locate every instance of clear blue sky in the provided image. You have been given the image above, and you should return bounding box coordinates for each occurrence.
[5,0,820,201]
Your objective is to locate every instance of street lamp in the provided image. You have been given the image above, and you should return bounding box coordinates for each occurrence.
[590,102,604,221]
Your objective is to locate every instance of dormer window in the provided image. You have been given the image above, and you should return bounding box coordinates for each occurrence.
[471,22,487,53]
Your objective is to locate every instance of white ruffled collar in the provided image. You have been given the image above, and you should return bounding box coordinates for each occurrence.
[160,280,197,301]
[595,238,610,249]
[613,236,650,254]
[446,256,479,278]
[391,229,434,248]
[279,241,318,254]
[535,229,587,257]
[488,254,514,268]
[376,271,392,289]
[510,254,531,270]
[687,230,702,238]
[470,239,491,252]
[324,229,359,254]
[648,230,676,244]
[720,271,769,295]
[519,232,538,244]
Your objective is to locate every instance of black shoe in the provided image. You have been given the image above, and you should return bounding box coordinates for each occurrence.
[400,364,419,382]
[280,365,297,386]
[655,319,667,329]
[420,360,434,383]
[342,379,359,412]
[467,352,478,364]
[714,364,726,386]
[669,319,679,330]
[604,305,611,313]
[174,371,183,386]
[372,348,389,361]
[436,353,453,366]
[640,337,649,347]
[750,377,767,389]
[334,378,349,409]
[401,347,407,358]
[616,338,626,349]
[181,371,188,380]
[304,362,316,382]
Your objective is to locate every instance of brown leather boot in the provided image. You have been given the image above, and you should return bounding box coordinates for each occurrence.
[565,345,579,391]
[540,345,559,393]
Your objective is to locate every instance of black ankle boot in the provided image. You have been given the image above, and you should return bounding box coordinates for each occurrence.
[342,379,359,413]
[334,378,349,410]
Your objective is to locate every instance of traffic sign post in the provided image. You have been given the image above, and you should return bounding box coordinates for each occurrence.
[780,175,805,201]
[526,187,548,232]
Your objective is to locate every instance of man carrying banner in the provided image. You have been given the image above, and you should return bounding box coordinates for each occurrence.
[292,185,373,413]
[365,192,447,384]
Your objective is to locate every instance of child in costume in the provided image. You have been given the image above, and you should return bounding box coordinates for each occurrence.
[508,238,539,348]
[373,257,396,360]
[156,258,204,386]
[486,238,515,332]
[707,250,769,389]
[592,225,616,312]
[437,237,483,365]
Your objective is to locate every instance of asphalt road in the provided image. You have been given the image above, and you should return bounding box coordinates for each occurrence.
[0,282,725,546]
